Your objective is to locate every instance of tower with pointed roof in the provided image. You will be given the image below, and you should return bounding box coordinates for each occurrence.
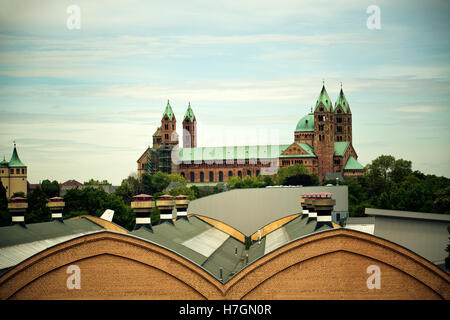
[161,100,178,145]
[334,86,352,143]
[182,102,197,148]
[313,84,335,181]
[0,143,28,198]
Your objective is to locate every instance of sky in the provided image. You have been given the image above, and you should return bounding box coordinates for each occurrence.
[0,0,449,185]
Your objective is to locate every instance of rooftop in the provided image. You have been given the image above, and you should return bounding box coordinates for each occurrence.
[365,208,450,222]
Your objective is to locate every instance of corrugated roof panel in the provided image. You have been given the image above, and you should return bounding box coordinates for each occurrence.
[345,224,375,234]
[182,228,229,258]
[0,231,100,270]
[0,219,103,247]
[201,237,245,282]
[264,227,290,255]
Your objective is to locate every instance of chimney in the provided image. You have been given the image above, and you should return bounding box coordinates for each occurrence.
[47,197,65,222]
[299,195,309,218]
[131,194,154,231]
[157,194,175,225]
[301,193,318,223]
[8,197,28,227]
[311,192,335,229]
[175,195,189,221]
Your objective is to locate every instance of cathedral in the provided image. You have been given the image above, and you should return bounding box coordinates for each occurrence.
[137,84,364,183]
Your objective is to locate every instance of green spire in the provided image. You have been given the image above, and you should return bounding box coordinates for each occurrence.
[335,87,350,113]
[314,84,332,112]
[183,102,195,122]
[162,100,175,120]
[9,144,25,167]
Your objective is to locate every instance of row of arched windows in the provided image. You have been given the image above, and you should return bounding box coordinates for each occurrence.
[180,169,260,183]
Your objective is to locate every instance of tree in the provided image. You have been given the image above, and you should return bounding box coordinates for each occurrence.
[0,180,10,227]
[115,175,143,205]
[390,159,412,184]
[273,164,309,185]
[167,186,196,200]
[434,186,450,214]
[63,187,134,230]
[26,186,51,223]
[283,174,315,186]
[84,179,111,185]
[41,179,60,198]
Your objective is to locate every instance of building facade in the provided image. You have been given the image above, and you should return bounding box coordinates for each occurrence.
[0,144,27,198]
[137,85,364,182]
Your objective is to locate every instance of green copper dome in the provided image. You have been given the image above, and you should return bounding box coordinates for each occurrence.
[314,85,332,112]
[184,102,195,122]
[295,113,314,132]
[0,156,8,168]
[162,100,175,120]
[335,88,349,113]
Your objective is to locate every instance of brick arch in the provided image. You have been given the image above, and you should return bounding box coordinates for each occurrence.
[0,231,224,300]
[1,229,449,300]
[224,229,450,300]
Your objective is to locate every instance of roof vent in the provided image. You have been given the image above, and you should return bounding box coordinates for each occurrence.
[131,194,154,231]
[8,197,28,227]
[47,197,65,222]
[157,194,175,225]
[175,195,190,221]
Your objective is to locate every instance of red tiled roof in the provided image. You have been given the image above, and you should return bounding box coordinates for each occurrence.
[60,180,83,187]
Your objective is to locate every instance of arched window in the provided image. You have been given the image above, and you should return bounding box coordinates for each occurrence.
[256,170,260,176]
[200,172,204,182]
[180,172,185,179]
[247,170,251,176]
[209,171,214,182]
[190,172,195,182]
[238,171,242,179]
[219,171,223,182]
[228,171,233,177]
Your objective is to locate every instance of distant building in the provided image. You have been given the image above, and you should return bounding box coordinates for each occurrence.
[187,186,349,235]
[137,85,365,183]
[0,144,27,198]
[59,179,83,196]
[59,179,116,196]
[363,208,450,268]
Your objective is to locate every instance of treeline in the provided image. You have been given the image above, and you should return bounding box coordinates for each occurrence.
[328,155,450,216]
[0,154,448,229]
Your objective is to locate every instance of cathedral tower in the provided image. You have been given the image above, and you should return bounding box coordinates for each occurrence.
[182,102,197,148]
[160,100,178,145]
[313,84,334,182]
[334,86,352,143]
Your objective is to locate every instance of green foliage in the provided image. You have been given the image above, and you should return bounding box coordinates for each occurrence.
[346,155,449,217]
[151,205,160,226]
[273,164,310,185]
[84,178,111,186]
[115,175,143,205]
[0,180,10,227]
[64,187,134,230]
[227,174,274,189]
[41,179,60,197]
[26,186,51,223]
[167,186,196,200]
